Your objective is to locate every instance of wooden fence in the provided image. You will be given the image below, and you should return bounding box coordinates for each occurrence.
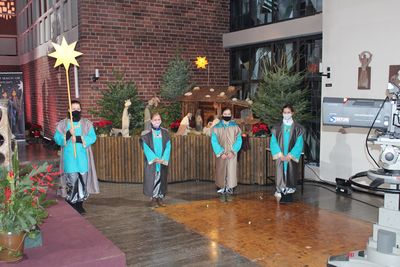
[92,135,276,185]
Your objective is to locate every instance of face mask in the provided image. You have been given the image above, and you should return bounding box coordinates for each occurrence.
[71,110,81,122]
[222,116,231,122]
[283,113,292,120]
[152,121,161,129]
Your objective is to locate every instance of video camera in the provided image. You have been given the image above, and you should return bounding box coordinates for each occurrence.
[323,82,400,175]
[323,82,400,267]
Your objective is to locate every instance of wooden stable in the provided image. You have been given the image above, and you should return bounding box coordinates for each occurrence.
[179,86,250,124]
[92,135,303,185]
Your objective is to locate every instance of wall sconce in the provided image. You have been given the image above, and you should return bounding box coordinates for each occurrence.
[319,63,331,79]
[92,69,100,82]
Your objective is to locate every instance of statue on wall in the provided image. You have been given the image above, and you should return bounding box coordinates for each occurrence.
[175,113,192,136]
[358,51,372,89]
[195,109,203,132]
[390,69,400,87]
[110,99,131,137]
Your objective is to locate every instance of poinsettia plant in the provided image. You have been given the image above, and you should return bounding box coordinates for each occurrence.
[93,120,113,136]
[252,122,270,137]
[0,148,59,234]
[170,119,181,132]
[26,123,43,138]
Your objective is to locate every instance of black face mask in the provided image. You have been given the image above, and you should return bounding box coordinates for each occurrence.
[222,116,231,122]
[71,110,81,122]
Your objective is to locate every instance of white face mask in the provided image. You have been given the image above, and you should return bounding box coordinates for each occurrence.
[283,113,292,120]
[152,121,161,128]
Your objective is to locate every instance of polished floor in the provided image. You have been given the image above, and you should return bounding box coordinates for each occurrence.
[16,142,384,266]
[83,181,383,267]
[17,140,59,165]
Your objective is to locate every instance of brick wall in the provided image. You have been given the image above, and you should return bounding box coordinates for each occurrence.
[21,0,230,137]
[77,0,230,116]
[20,58,77,137]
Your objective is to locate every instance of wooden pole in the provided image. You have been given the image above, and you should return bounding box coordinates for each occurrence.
[207,64,210,87]
[65,69,77,158]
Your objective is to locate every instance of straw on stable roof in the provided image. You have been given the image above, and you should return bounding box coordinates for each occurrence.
[179,86,238,103]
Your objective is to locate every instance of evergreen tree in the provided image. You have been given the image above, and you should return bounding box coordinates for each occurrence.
[160,54,192,100]
[252,64,311,126]
[90,71,144,130]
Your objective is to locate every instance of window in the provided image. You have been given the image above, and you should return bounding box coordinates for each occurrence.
[62,0,69,32]
[230,0,322,31]
[71,0,78,27]
[230,35,322,161]
[40,21,44,44]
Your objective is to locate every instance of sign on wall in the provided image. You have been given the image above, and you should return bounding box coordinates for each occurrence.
[0,72,25,140]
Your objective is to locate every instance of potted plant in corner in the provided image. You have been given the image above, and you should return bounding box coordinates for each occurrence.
[0,147,58,262]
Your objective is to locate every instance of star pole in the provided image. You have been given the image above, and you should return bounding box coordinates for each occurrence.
[195,56,209,86]
[48,37,83,157]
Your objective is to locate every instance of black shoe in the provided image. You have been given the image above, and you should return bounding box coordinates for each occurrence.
[75,201,86,214]
[280,193,294,204]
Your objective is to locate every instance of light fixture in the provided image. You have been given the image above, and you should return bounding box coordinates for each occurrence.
[320,67,331,79]
[0,0,16,20]
[92,69,99,82]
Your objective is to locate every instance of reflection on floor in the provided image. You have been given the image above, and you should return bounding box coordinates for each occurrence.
[17,141,59,165]
[84,181,383,267]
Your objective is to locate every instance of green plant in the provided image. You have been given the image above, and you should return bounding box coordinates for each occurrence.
[160,53,192,100]
[90,71,144,130]
[252,59,311,125]
[0,147,58,234]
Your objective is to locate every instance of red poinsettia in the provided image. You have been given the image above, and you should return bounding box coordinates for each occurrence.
[170,119,181,132]
[93,120,113,128]
[93,120,113,135]
[252,122,269,137]
[4,187,11,203]
[0,148,59,233]
[26,123,43,138]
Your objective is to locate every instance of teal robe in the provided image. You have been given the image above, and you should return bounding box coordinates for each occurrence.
[54,121,97,173]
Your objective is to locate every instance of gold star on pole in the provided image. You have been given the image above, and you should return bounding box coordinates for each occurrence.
[48,37,83,71]
[195,56,208,69]
[48,37,83,158]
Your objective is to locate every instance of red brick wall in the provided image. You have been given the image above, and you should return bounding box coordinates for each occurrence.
[21,0,230,137]
[77,0,230,115]
[21,58,77,137]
